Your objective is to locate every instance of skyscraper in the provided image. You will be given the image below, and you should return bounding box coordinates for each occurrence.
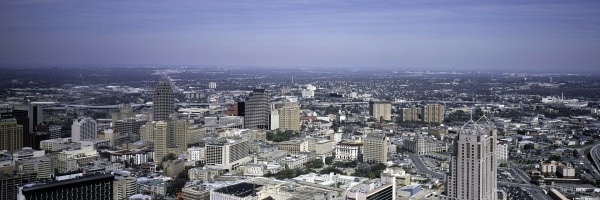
[442,116,497,200]
[244,89,270,129]
[362,133,388,163]
[0,118,23,151]
[71,118,97,142]
[153,81,174,121]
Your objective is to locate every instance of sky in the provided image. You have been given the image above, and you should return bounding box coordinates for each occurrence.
[1,0,600,72]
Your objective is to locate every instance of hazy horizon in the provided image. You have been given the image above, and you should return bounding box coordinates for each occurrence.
[1,0,600,73]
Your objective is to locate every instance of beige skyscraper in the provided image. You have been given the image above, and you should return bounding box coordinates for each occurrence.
[139,121,155,142]
[0,118,23,151]
[154,121,169,161]
[170,116,188,154]
[278,102,300,131]
[369,100,392,122]
[423,103,445,123]
[362,133,388,163]
[442,117,497,200]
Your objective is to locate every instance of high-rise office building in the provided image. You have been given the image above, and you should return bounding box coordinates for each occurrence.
[154,121,169,162]
[369,100,392,122]
[71,118,97,142]
[277,102,300,131]
[0,118,23,151]
[244,89,270,129]
[19,173,114,200]
[362,133,388,163]
[153,81,174,121]
[442,117,497,200]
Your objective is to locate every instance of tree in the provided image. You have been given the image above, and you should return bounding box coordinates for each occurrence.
[306,159,324,169]
[573,150,580,158]
[162,153,178,163]
[325,157,334,165]
[523,143,535,150]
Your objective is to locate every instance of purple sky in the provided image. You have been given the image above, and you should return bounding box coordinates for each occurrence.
[1,0,599,72]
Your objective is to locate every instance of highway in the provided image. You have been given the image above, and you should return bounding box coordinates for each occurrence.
[588,144,600,179]
[407,153,445,179]
[498,181,553,200]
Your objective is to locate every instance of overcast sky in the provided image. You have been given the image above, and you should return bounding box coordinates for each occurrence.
[1,0,599,72]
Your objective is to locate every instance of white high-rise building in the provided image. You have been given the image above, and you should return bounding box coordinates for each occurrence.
[442,116,497,200]
[71,118,97,142]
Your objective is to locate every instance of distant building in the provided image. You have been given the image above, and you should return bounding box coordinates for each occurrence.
[276,102,301,131]
[369,100,392,122]
[210,182,264,200]
[113,118,146,144]
[153,81,174,121]
[362,133,388,163]
[423,103,445,124]
[0,118,23,151]
[71,118,97,142]
[40,138,79,152]
[496,142,508,164]
[208,82,217,89]
[403,135,447,155]
[244,89,270,129]
[400,103,445,124]
[162,159,185,178]
[182,185,210,200]
[111,104,135,122]
[335,140,362,161]
[48,125,61,139]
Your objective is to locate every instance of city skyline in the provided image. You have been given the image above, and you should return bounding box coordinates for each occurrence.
[1,0,599,73]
